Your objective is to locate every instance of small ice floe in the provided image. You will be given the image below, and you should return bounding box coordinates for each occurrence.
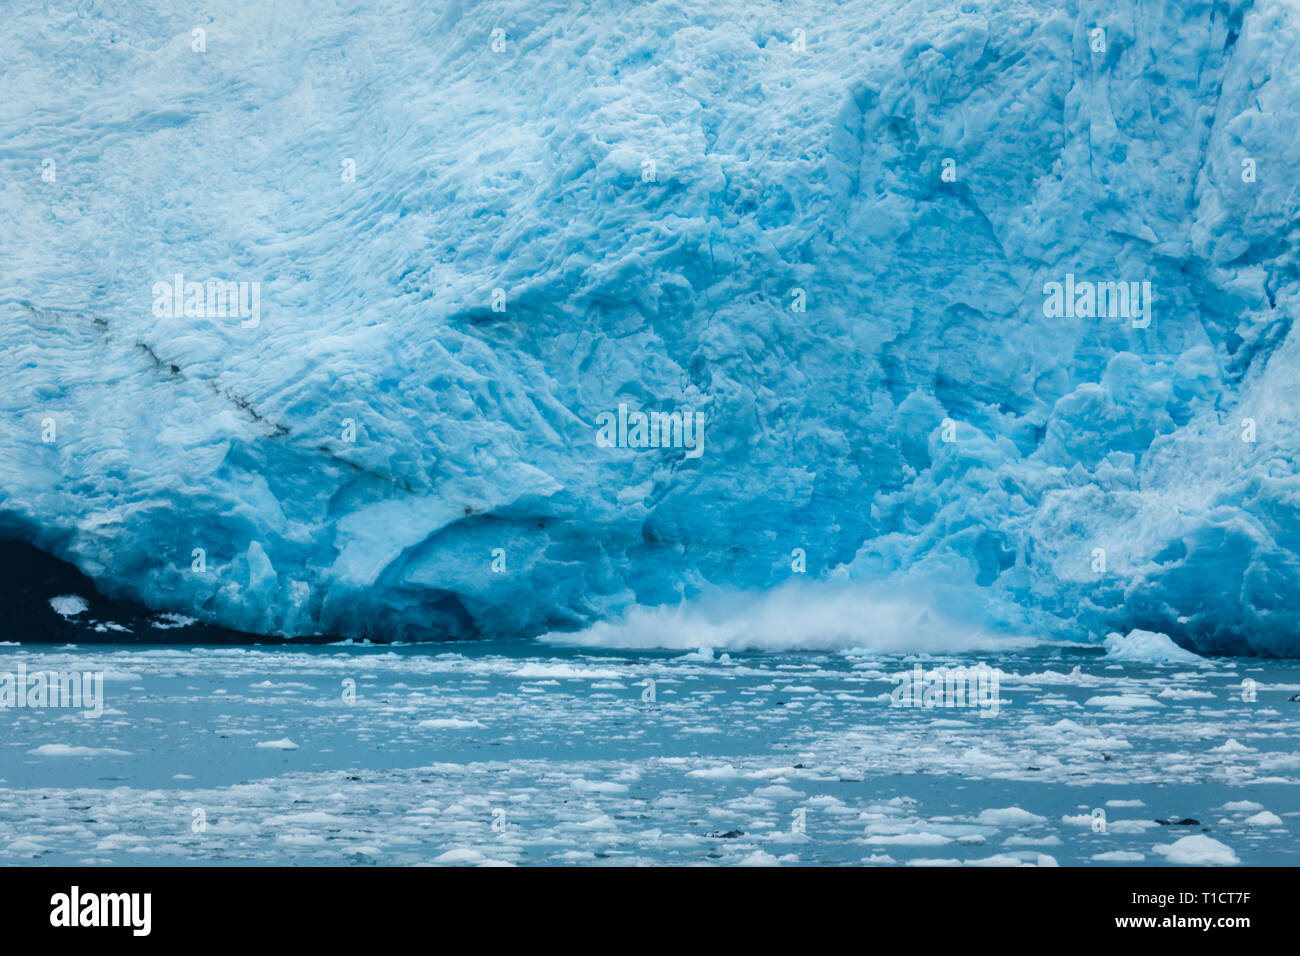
[27,744,129,757]
[255,738,299,750]
[1221,800,1264,812]
[1106,799,1146,808]
[1004,835,1062,846]
[686,763,742,780]
[1158,687,1215,699]
[572,814,618,831]
[6,838,46,856]
[1244,811,1283,827]
[1108,820,1161,834]
[1084,694,1163,709]
[736,849,780,866]
[975,807,1047,826]
[1102,629,1208,665]
[1210,738,1254,753]
[48,595,89,619]
[753,784,804,800]
[1152,834,1239,865]
[418,718,484,729]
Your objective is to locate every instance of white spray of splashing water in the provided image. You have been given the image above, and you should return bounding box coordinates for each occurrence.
[540,580,1040,654]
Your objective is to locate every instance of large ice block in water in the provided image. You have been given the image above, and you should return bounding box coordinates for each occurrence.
[2,0,1299,653]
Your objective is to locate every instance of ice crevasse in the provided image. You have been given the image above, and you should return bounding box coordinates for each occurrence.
[3,0,1300,654]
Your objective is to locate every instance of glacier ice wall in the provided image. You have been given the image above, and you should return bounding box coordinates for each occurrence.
[3,0,1300,653]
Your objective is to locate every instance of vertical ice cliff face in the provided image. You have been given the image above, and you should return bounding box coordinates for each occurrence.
[2,0,1299,652]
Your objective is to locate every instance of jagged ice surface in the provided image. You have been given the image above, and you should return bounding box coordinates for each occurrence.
[3,0,1300,653]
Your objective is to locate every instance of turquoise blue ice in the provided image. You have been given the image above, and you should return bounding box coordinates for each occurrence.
[5,0,1300,654]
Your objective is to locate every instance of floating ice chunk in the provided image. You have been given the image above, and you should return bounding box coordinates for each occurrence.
[685,764,742,780]
[572,815,618,830]
[27,744,129,757]
[1152,835,1240,866]
[1084,694,1164,709]
[1107,820,1161,834]
[1102,630,1209,666]
[1210,738,1254,753]
[975,807,1047,827]
[753,785,804,800]
[6,838,46,855]
[418,718,485,729]
[254,738,299,750]
[1244,811,1283,826]
[1158,687,1216,699]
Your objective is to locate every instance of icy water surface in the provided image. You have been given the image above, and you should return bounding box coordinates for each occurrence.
[0,641,1296,866]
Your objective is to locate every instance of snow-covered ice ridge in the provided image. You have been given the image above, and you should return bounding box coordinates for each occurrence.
[4,0,1300,653]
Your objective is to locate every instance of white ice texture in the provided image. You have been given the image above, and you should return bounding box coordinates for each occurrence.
[3,0,1299,653]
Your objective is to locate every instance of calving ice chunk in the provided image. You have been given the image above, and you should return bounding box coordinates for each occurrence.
[1041,274,1153,328]
[595,403,705,458]
[49,886,151,936]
